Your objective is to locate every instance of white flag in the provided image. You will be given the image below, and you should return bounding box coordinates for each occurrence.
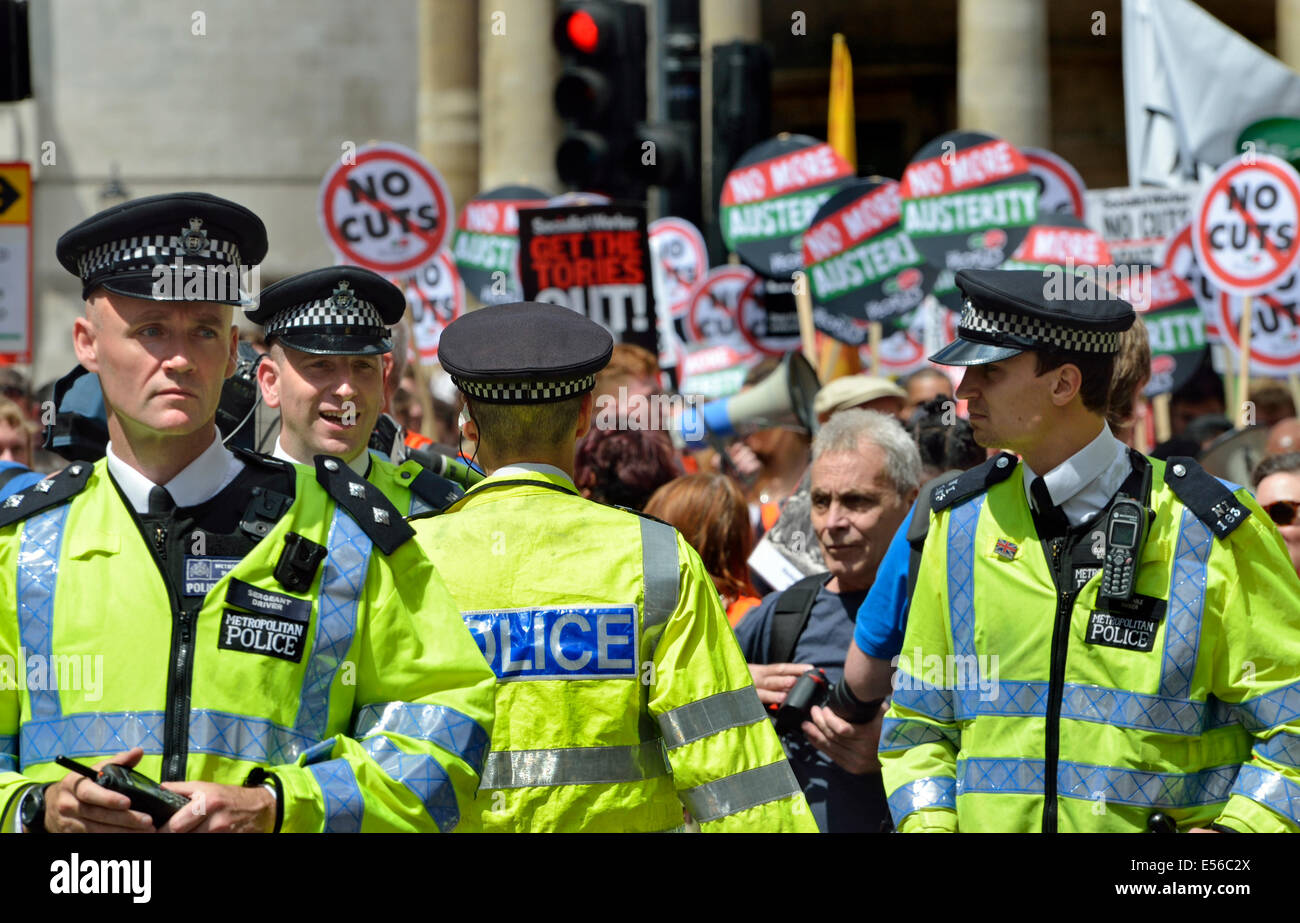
[1124,0,1300,187]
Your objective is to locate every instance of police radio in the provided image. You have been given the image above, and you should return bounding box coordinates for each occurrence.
[55,755,191,827]
[1099,497,1146,603]
[1097,451,1156,608]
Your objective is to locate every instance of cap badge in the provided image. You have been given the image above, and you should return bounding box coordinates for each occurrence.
[332,280,356,311]
[180,218,208,254]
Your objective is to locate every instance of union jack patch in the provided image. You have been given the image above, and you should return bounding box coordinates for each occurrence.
[994,538,1018,560]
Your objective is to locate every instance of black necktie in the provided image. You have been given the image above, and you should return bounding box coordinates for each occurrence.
[1030,476,1068,534]
[148,485,175,515]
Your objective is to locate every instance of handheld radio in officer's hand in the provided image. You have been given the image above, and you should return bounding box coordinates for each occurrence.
[55,755,191,827]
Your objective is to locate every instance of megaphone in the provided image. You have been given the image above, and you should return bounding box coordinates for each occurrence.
[1197,425,1270,486]
[677,351,821,448]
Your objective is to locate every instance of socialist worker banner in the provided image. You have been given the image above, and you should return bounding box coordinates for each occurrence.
[517,203,658,355]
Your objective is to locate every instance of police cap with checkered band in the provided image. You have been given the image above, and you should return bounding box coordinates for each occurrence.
[56,191,267,305]
[438,302,613,404]
[246,266,406,356]
[929,269,1136,366]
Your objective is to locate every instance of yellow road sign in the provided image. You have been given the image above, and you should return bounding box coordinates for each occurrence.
[0,163,31,225]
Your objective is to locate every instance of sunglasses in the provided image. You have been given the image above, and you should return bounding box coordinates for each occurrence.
[1265,500,1300,527]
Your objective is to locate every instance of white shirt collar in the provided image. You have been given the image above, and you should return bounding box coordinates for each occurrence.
[491,462,576,487]
[272,437,371,477]
[1022,423,1130,527]
[106,433,245,514]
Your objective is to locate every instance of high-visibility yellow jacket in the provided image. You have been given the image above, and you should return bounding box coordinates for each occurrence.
[0,455,496,833]
[880,454,1300,832]
[410,467,818,832]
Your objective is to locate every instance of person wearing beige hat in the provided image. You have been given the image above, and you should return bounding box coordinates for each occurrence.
[813,374,907,425]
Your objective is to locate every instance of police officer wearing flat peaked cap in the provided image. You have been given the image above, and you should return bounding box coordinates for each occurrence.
[0,193,495,835]
[413,301,817,831]
[880,269,1300,833]
[248,266,463,516]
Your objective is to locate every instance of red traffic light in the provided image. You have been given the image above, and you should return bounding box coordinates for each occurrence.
[555,3,618,56]
[566,10,600,54]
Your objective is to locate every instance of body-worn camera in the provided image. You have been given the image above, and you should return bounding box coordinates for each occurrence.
[772,668,886,737]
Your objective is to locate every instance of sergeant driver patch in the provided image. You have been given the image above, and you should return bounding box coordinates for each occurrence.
[218,578,313,663]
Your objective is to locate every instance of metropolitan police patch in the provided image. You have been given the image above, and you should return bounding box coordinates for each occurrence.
[1085,610,1159,653]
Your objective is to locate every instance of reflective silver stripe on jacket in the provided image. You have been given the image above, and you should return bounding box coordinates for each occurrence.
[352,701,491,771]
[678,760,802,824]
[295,504,370,740]
[479,740,670,790]
[1160,508,1212,700]
[1229,764,1300,824]
[658,687,767,749]
[17,505,71,723]
[639,517,679,655]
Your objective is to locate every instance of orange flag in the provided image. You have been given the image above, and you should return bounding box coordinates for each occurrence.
[819,33,861,381]
[828,34,857,170]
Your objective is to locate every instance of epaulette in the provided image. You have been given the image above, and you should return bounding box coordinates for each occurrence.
[930,452,1018,513]
[0,462,93,529]
[405,466,465,515]
[910,469,962,546]
[1163,456,1250,540]
[314,455,414,555]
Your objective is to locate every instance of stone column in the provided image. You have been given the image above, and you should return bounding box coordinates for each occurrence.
[418,0,480,211]
[1279,0,1300,70]
[479,0,562,191]
[958,0,1050,149]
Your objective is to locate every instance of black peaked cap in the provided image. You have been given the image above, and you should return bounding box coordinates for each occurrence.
[438,302,614,404]
[56,191,267,304]
[930,269,1136,366]
[248,266,406,356]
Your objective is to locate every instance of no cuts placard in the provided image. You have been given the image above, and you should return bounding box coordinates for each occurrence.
[1193,153,1300,295]
[317,142,453,275]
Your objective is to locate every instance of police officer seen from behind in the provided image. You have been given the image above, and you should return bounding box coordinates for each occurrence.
[248,266,464,516]
[735,408,919,832]
[880,269,1300,832]
[413,302,818,831]
[0,193,496,833]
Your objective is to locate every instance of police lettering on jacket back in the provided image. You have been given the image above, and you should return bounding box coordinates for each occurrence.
[463,606,638,680]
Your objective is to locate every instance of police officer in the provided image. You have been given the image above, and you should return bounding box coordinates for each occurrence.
[879,269,1300,832]
[0,193,495,833]
[247,266,464,516]
[411,302,817,832]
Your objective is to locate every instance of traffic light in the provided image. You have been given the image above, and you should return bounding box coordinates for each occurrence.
[0,0,31,102]
[552,1,646,199]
